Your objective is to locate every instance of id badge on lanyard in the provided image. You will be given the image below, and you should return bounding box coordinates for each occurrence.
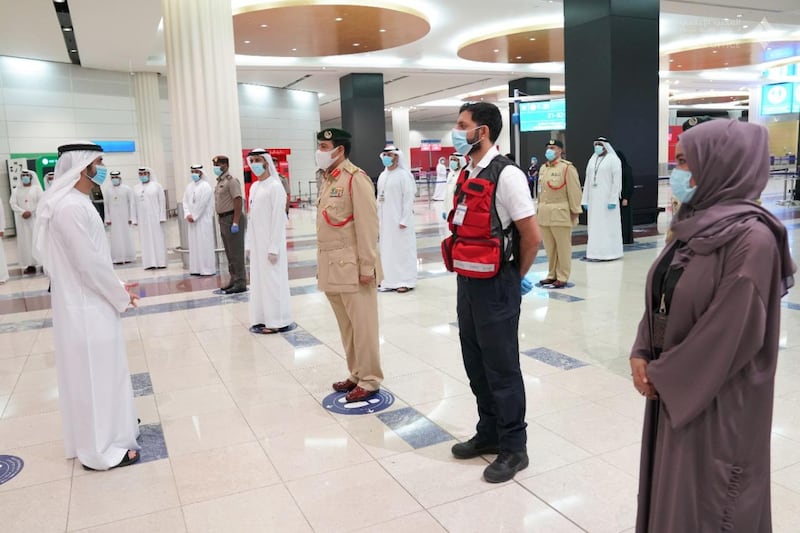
[453,203,467,226]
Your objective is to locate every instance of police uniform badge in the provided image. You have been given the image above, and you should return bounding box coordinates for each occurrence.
[330,186,344,197]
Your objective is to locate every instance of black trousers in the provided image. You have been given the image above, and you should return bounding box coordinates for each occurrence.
[621,204,634,244]
[218,212,247,287]
[456,264,526,452]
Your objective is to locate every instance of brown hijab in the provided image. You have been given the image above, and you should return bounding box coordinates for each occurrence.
[671,119,795,294]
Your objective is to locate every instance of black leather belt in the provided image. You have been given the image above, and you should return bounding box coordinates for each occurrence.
[217,210,234,217]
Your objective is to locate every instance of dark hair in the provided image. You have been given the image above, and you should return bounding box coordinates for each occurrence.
[459,102,502,143]
[332,139,351,157]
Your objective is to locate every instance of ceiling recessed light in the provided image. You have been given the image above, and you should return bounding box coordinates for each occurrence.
[493,49,499,53]
[260,24,268,28]
[669,58,674,62]
[243,40,251,44]
[712,50,718,53]
[291,48,297,51]
[515,56,522,59]
[353,43,360,46]
[743,25,749,29]
[70,49,77,53]
[335,17,343,21]
[736,13,742,18]
[63,27,73,32]
[529,37,536,41]
[677,64,682,67]
[379,28,386,32]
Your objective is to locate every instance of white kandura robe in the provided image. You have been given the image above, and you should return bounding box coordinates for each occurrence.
[48,188,139,470]
[0,200,8,283]
[9,185,42,267]
[377,166,418,289]
[104,184,136,263]
[182,180,216,275]
[132,181,167,268]
[439,168,461,227]
[582,155,623,260]
[432,162,448,201]
[245,177,292,328]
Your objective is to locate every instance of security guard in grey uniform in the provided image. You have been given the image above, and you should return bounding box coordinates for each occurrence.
[213,155,248,293]
[316,128,383,403]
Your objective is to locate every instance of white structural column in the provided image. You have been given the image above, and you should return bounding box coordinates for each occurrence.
[391,107,410,165]
[162,0,243,202]
[133,72,168,197]
[498,106,511,157]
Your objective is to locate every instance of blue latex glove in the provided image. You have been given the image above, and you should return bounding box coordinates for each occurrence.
[581,204,588,210]
[231,223,239,234]
[607,203,616,210]
[521,277,533,296]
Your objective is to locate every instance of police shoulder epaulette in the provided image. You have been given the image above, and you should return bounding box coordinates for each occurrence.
[341,160,361,175]
[560,159,572,166]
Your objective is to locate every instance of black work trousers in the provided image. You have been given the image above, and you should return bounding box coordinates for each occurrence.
[456,263,527,452]
[218,211,247,287]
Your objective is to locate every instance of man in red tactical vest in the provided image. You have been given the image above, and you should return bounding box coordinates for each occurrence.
[442,102,542,483]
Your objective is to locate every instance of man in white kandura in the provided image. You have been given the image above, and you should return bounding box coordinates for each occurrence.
[0,199,8,283]
[440,153,466,225]
[33,142,140,471]
[9,169,43,274]
[104,171,136,264]
[377,146,417,293]
[132,166,167,269]
[44,172,55,190]
[432,156,448,201]
[182,165,216,276]
[581,136,623,261]
[245,149,293,333]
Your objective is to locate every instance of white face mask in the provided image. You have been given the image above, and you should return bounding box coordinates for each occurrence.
[315,148,339,170]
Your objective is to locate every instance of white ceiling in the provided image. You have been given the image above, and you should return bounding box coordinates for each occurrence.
[1,0,799,124]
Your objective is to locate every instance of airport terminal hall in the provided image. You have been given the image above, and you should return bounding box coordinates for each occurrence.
[4,0,800,531]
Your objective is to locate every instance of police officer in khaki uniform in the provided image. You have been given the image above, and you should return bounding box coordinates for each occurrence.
[316,128,383,403]
[213,155,248,294]
[537,140,582,288]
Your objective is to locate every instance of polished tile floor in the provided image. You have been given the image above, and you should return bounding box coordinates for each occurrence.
[1,185,800,532]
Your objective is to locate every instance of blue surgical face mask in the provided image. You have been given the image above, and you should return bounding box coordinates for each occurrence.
[111,177,121,186]
[594,145,604,156]
[250,163,265,176]
[670,168,696,204]
[451,127,480,156]
[190,174,201,182]
[545,149,557,162]
[213,166,222,177]
[21,175,32,185]
[139,175,149,184]
[381,155,394,167]
[92,166,108,186]
[449,160,460,172]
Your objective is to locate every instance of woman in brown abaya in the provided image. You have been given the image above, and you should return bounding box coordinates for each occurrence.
[629,119,795,532]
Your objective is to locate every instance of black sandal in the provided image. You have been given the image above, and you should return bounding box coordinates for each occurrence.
[82,450,140,471]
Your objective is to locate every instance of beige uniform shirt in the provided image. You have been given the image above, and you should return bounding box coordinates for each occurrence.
[537,159,583,227]
[215,172,242,214]
[316,159,379,293]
